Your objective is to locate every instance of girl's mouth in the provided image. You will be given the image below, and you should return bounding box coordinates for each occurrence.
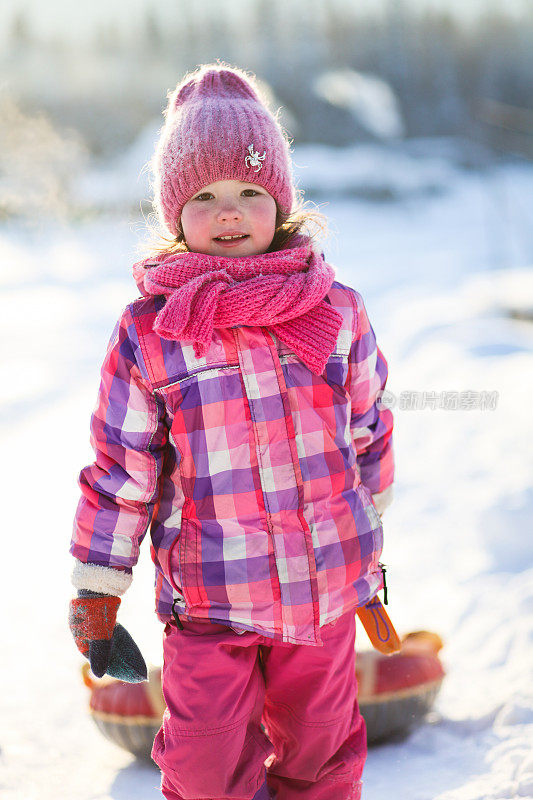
[213,234,250,247]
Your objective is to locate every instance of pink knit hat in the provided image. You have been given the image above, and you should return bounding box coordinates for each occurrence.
[152,64,295,236]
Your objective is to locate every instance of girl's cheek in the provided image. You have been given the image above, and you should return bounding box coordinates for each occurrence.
[181,204,210,234]
[252,197,277,228]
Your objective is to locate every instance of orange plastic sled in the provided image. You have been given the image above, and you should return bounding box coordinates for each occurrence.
[81,624,444,756]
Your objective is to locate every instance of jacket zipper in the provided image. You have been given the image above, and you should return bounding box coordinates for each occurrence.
[379,562,388,605]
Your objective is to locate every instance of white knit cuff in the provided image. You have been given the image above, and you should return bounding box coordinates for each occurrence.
[371,485,394,516]
[71,560,133,596]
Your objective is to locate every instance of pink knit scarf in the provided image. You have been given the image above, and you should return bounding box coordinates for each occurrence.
[133,243,343,375]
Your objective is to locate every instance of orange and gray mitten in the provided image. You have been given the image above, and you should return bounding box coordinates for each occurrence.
[69,590,147,683]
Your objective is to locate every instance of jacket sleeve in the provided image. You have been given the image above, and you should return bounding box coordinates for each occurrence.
[346,290,394,497]
[70,305,167,594]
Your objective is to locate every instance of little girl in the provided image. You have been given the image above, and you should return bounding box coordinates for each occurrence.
[69,64,394,800]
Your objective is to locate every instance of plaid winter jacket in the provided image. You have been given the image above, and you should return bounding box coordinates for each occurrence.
[70,280,394,645]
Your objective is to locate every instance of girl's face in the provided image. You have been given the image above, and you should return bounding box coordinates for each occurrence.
[180,179,277,257]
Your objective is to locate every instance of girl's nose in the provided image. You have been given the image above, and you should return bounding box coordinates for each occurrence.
[217,203,243,222]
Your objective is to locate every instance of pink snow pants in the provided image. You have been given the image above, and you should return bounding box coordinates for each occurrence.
[151,611,366,800]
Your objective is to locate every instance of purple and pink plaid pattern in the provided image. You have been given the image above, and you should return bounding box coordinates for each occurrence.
[71,282,394,645]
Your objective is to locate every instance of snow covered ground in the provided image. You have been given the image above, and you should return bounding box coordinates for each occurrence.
[1,143,532,799]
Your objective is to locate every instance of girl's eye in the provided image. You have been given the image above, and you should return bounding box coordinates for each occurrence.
[193,189,260,201]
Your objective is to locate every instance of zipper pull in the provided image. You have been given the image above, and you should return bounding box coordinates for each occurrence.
[379,562,388,605]
[171,598,184,630]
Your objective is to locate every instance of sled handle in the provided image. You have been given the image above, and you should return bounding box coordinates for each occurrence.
[80,661,116,690]
[356,597,401,654]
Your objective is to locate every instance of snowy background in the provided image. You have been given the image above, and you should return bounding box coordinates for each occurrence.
[1,0,533,796]
[1,135,532,800]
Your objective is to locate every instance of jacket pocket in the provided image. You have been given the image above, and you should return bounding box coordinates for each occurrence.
[178,517,203,609]
[323,350,350,387]
[355,482,383,566]
[167,535,186,604]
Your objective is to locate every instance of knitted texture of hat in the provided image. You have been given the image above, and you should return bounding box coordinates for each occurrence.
[134,244,343,376]
[153,64,295,236]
